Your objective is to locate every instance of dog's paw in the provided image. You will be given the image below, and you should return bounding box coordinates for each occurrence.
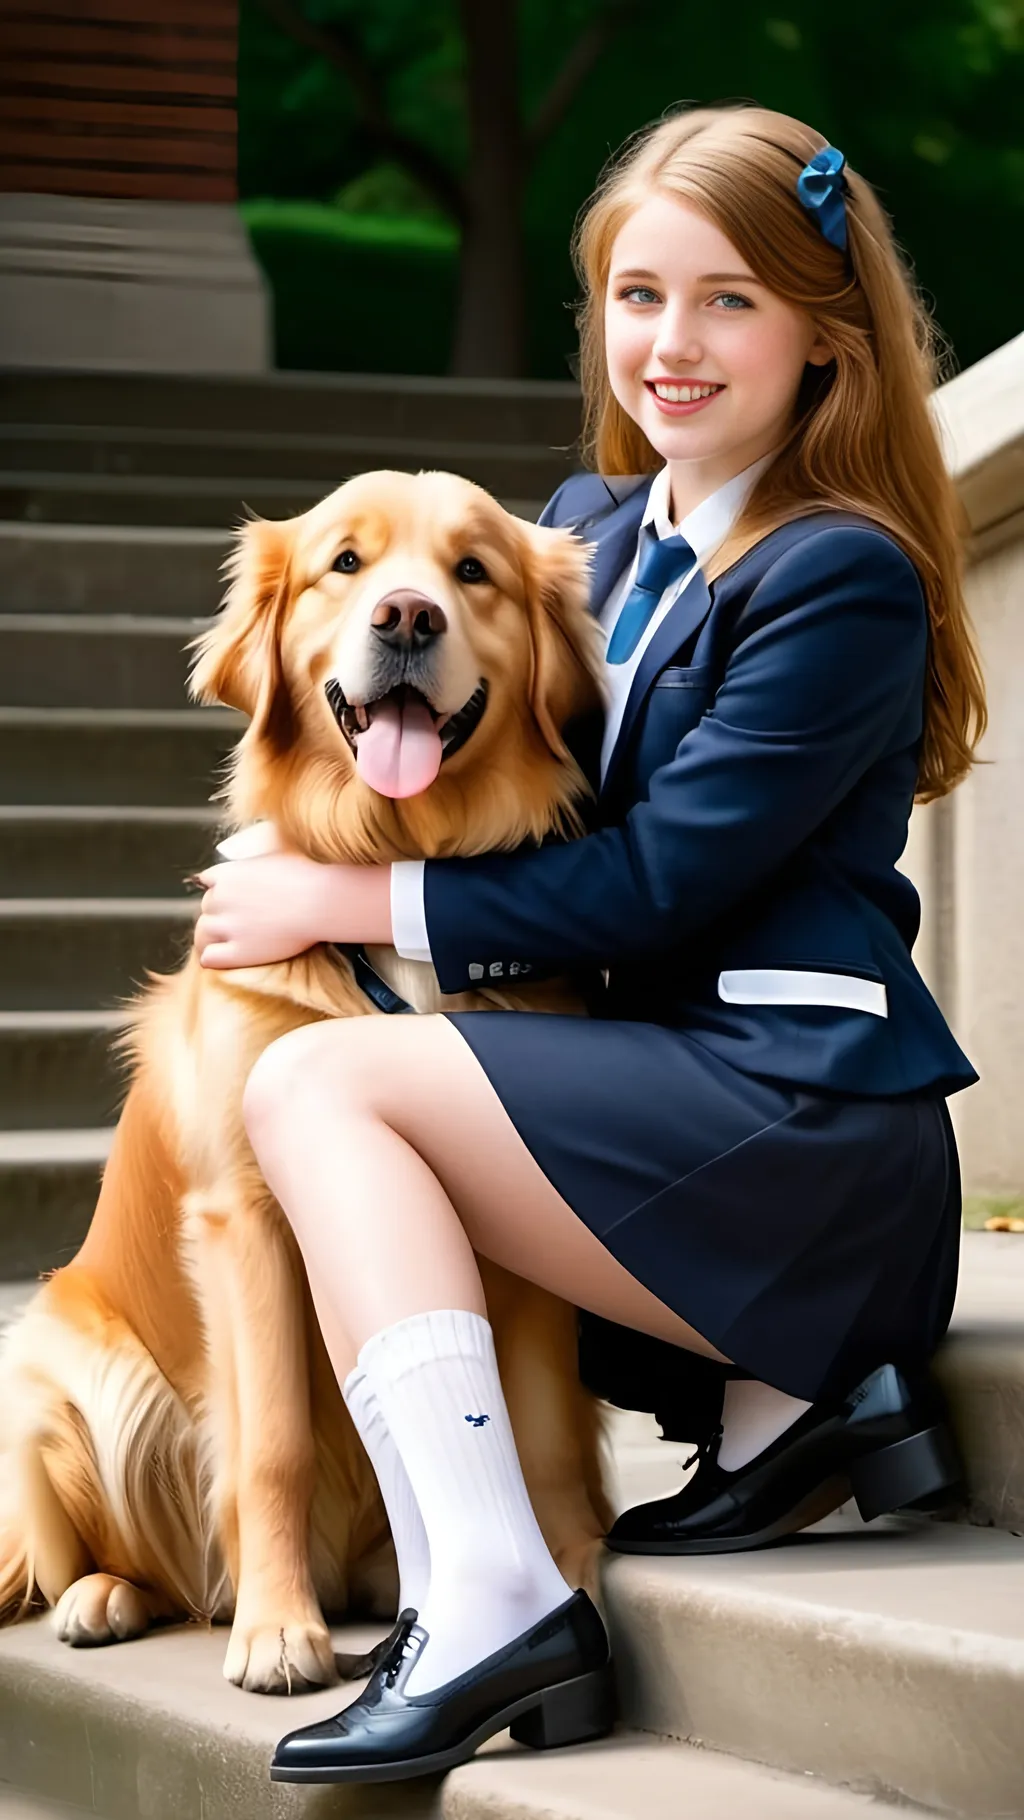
[223,1616,338,1694]
[54,1573,168,1646]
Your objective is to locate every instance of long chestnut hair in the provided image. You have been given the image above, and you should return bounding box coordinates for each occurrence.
[572,104,986,800]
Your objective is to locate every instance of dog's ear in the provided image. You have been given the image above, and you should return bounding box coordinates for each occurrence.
[189,516,297,752]
[518,520,602,759]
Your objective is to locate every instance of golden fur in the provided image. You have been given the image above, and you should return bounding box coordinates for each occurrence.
[0,469,613,1694]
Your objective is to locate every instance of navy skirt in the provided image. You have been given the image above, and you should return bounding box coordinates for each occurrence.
[445,1011,961,1405]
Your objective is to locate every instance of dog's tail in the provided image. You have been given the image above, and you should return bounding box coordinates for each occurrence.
[0,1270,220,1629]
[0,1422,91,1626]
[0,1511,34,1625]
[0,1286,91,1624]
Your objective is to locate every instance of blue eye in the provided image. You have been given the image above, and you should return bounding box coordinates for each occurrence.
[714,292,752,310]
[620,285,660,305]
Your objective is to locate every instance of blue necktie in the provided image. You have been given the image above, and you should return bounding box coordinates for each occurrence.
[605,525,696,664]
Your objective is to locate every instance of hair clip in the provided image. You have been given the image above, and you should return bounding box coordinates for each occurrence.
[796,145,849,252]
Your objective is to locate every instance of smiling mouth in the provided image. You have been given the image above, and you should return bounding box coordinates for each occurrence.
[324,678,489,799]
[645,380,725,405]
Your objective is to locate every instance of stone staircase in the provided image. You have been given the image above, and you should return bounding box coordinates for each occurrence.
[1,372,1024,1820]
[0,370,579,527]
[0,517,233,1278]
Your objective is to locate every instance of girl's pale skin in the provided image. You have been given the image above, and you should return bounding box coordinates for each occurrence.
[195,197,829,1401]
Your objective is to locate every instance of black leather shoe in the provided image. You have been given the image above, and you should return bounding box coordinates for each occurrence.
[606,1363,965,1555]
[270,1589,614,1784]
[333,1615,407,1682]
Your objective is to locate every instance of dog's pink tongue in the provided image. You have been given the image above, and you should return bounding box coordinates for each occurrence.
[355,694,443,798]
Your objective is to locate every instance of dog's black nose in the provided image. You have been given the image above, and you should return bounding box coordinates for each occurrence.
[371,590,447,648]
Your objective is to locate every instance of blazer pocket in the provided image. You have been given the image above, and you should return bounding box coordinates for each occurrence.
[718,967,889,1019]
[633,667,712,777]
[653,663,713,690]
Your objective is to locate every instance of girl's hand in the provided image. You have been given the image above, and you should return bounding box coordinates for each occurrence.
[194,851,393,970]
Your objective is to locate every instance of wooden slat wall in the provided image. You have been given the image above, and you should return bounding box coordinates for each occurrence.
[0,0,238,201]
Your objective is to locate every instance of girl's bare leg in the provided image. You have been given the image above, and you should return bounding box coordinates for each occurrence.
[241,1011,726,1693]
[241,1012,727,1375]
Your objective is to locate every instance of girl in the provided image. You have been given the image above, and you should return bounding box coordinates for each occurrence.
[195,104,985,1784]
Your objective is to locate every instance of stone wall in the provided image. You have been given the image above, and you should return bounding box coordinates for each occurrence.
[0,0,269,372]
[903,333,1024,1197]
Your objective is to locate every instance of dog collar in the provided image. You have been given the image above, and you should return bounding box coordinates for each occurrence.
[335,944,416,1016]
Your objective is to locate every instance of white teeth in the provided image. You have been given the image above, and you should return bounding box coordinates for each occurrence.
[653,382,720,403]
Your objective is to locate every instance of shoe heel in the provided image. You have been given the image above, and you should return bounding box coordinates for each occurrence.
[849,1423,964,1524]
[509,1666,615,1750]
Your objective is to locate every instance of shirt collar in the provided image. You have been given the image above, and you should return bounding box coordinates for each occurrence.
[642,452,776,565]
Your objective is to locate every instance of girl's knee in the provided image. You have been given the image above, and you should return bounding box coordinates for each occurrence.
[242,1021,358,1144]
[242,1014,444,1152]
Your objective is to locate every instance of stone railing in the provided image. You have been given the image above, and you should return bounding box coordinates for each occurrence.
[902,332,1024,1208]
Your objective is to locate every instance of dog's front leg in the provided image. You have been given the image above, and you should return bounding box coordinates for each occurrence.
[190,1185,338,1693]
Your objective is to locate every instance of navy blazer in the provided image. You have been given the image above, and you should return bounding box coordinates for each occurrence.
[423,471,977,1099]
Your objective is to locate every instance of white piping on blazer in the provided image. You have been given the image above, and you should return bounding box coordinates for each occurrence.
[718,968,889,1018]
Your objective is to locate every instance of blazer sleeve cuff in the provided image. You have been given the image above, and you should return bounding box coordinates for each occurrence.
[390,860,432,963]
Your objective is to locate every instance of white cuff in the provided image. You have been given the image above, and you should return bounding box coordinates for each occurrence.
[390,860,431,963]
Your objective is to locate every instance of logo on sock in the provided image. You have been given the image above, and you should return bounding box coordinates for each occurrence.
[465,1413,490,1427]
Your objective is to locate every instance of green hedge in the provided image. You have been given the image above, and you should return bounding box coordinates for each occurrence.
[241,201,580,378]
[242,202,460,376]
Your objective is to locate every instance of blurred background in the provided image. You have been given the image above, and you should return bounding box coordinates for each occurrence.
[0,4,1020,1290]
[1,0,1021,378]
[236,0,1024,379]
[2,18,1024,1813]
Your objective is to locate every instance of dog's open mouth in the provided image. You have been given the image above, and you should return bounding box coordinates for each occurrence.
[324,678,489,799]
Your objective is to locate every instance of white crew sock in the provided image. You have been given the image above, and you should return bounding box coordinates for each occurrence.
[717,1378,813,1472]
[342,1367,430,1619]
[358,1308,573,1696]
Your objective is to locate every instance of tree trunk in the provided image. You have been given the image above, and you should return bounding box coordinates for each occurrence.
[451,0,526,378]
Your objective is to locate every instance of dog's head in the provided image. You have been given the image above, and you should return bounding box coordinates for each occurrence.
[190,469,602,861]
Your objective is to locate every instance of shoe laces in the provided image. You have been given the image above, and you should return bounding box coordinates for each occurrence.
[682,1422,724,1475]
[379,1611,421,1688]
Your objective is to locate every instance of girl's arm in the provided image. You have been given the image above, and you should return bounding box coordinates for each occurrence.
[194,848,391,971]
[418,526,927,994]
[196,527,924,977]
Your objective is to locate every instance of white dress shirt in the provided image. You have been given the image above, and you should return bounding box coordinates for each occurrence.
[390,454,776,965]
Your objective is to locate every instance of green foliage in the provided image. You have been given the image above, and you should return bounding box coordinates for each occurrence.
[242,201,458,373]
[963,1193,1024,1230]
[334,162,448,219]
[238,0,1024,377]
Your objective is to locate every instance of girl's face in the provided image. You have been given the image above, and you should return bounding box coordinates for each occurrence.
[604,193,832,492]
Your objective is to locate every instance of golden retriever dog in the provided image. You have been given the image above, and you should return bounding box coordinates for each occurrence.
[0,469,614,1695]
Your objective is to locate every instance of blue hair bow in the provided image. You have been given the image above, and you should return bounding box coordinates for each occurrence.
[796,145,848,252]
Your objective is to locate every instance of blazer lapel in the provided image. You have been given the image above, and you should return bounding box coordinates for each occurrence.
[578,480,651,617]
[600,565,714,800]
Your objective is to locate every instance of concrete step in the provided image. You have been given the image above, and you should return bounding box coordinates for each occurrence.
[0,1012,128,1130]
[0,1392,1007,1820]
[0,806,218,897]
[0,709,239,806]
[602,1514,1024,1818]
[0,1792,96,1819]
[0,427,572,501]
[0,1129,110,1277]
[0,614,200,711]
[0,473,546,530]
[0,523,228,618]
[418,1738,922,1820]
[934,1228,1024,1531]
[0,1617,930,1820]
[0,898,195,1011]
[0,368,581,449]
